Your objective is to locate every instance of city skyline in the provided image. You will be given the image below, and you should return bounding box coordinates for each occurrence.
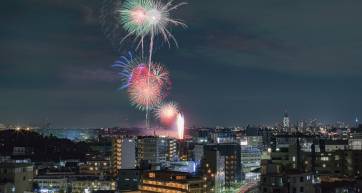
[1,0,362,128]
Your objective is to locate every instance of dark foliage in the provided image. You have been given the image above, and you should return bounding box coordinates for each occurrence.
[0,130,92,161]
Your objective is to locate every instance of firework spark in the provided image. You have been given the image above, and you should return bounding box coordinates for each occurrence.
[118,0,186,63]
[151,63,170,91]
[113,54,170,110]
[119,0,152,37]
[112,54,170,90]
[128,75,162,110]
[155,102,178,126]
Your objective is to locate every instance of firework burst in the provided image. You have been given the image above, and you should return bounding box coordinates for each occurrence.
[113,53,170,89]
[155,101,179,126]
[118,0,186,63]
[128,75,162,110]
[118,0,153,37]
[113,54,170,110]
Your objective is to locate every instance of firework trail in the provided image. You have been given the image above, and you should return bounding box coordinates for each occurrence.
[155,101,179,126]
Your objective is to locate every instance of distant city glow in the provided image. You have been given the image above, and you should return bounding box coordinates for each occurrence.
[176,113,184,140]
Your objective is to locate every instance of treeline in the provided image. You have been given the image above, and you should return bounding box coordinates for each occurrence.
[0,130,92,161]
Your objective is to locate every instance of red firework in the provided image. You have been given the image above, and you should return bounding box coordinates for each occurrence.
[127,63,169,110]
[129,76,161,109]
[155,102,179,126]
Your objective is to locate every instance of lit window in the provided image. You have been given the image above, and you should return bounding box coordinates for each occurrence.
[321,157,329,161]
[149,172,156,178]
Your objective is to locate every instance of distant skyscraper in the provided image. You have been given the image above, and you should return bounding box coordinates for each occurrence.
[356,116,359,127]
[283,111,290,130]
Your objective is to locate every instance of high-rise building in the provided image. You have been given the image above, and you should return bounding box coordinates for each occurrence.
[136,136,168,169]
[202,143,241,192]
[240,146,261,179]
[193,144,204,163]
[112,136,136,175]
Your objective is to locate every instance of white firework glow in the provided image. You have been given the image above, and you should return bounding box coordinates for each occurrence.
[176,113,184,140]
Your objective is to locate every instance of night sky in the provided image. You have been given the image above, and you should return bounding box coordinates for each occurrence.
[1,0,362,128]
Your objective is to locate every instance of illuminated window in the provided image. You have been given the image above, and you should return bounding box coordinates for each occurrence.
[149,172,156,178]
[321,157,329,161]
[175,175,186,180]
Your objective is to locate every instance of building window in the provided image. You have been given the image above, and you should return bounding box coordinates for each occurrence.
[335,155,340,160]
[300,177,304,182]
[321,157,329,161]
[148,172,156,178]
[300,187,304,192]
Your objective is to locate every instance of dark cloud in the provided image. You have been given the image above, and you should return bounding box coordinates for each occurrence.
[0,0,361,127]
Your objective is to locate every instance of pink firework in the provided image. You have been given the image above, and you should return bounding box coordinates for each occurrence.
[155,102,178,126]
[116,57,170,112]
[128,75,161,110]
[126,62,169,91]
[130,7,147,25]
